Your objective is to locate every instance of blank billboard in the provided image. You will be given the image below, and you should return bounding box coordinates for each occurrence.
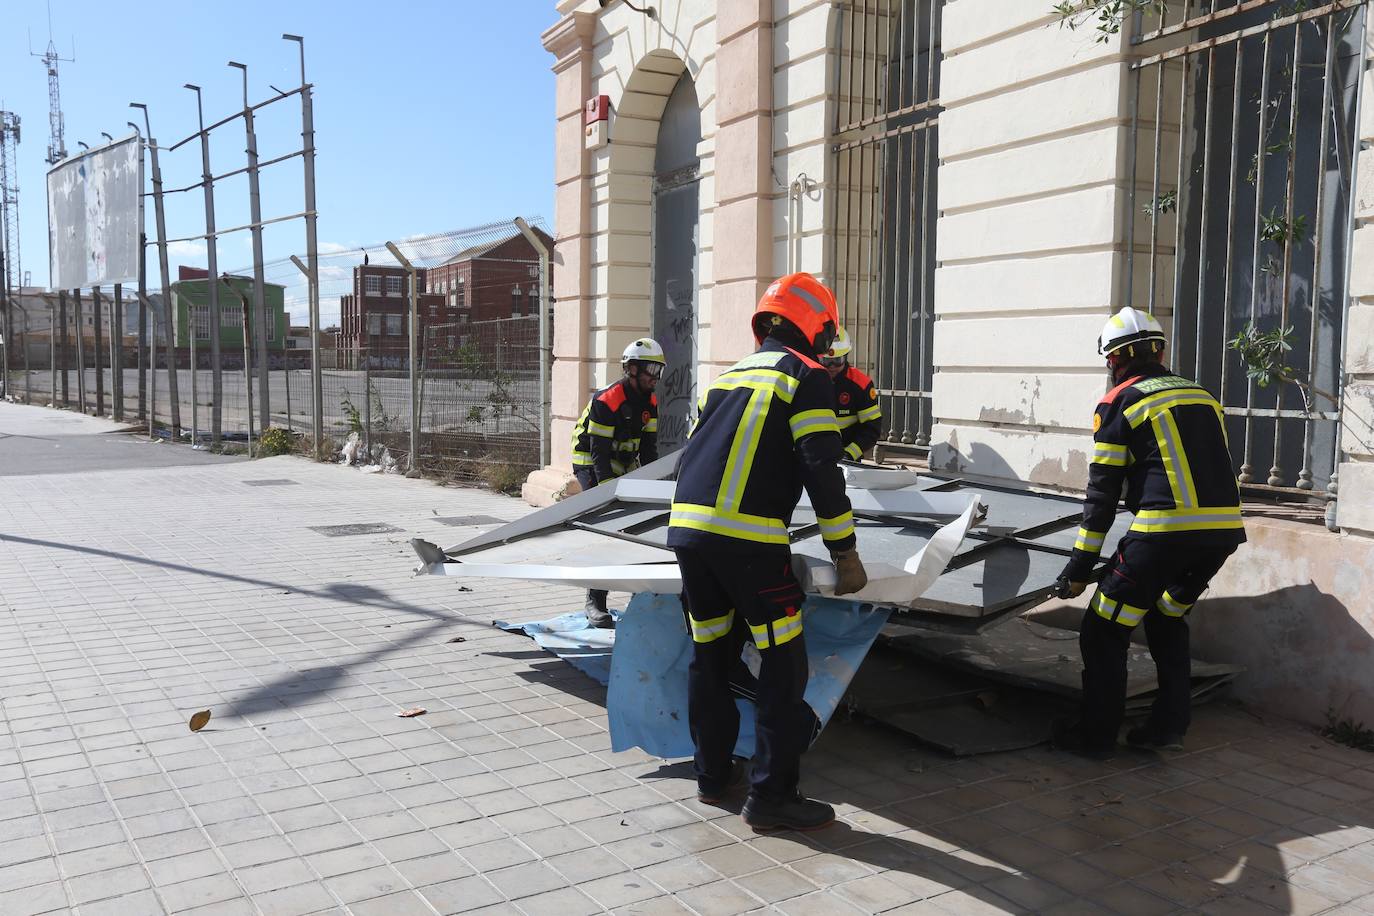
[47,134,143,289]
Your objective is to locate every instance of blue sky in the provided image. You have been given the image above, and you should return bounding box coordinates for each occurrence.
[1,0,557,322]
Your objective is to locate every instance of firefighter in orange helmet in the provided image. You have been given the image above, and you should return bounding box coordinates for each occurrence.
[668,272,867,831]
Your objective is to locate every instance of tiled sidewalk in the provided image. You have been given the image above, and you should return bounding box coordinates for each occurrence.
[2,403,1373,915]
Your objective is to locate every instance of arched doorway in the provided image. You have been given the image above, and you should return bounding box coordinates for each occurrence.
[650,73,701,452]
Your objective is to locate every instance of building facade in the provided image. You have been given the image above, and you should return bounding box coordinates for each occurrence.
[337,265,443,369]
[532,0,1374,728]
[425,228,555,326]
[171,269,287,358]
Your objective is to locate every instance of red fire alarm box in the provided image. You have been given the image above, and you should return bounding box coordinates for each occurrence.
[585,95,610,125]
[585,95,611,149]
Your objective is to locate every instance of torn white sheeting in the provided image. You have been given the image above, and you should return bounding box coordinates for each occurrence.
[423,562,684,593]
[614,478,983,520]
[791,496,984,608]
[840,465,928,490]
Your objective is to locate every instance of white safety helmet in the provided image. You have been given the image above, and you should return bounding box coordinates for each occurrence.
[1098,307,1166,357]
[621,337,666,370]
[823,326,853,362]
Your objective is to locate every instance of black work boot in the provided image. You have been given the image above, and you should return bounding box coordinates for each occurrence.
[584,590,613,629]
[1125,725,1184,751]
[741,792,835,831]
[697,757,749,805]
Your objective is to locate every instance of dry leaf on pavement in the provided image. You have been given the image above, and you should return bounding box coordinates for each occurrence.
[188,710,212,732]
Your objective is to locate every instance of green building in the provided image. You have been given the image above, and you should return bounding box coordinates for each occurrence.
[171,272,287,352]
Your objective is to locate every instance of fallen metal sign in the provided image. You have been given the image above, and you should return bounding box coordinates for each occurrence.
[412,457,1116,630]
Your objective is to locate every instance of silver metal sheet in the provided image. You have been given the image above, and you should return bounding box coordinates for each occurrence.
[431,562,682,594]
[614,478,984,520]
[444,529,673,567]
[975,487,1082,536]
[914,542,1068,615]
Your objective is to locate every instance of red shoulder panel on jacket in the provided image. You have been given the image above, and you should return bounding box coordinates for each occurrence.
[1099,375,1143,406]
[782,346,823,370]
[845,366,873,388]
[650,394,658,407]
[597,383,627,411]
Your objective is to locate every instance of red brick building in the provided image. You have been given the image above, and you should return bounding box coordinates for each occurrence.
[336,229,554,369]
[424,227,554,325]
[338,265,444,369]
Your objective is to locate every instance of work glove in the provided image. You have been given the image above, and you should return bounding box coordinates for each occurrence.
[831,548,868,596]
[1055,558,1092,599]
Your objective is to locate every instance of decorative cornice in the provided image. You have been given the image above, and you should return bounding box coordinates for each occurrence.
[542,10,596,67]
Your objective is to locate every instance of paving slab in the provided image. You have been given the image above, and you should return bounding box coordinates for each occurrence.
[2,401,1374,915]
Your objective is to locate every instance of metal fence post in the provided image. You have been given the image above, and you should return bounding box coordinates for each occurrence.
[384,241,421,476]
[58,290,69,407]
[228,63,272,433]
[92,287,105,416]
[136,238,147,421]
[111,285,124,420]
[73,288,87,414]
[284,34,323,458]
[146,133,180,435]
[180,92,222,447]
[514,217,550,468]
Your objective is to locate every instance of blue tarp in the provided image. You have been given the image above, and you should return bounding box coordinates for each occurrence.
[605,593,891,759]
[499,595,891,760]
[495,611,619,685]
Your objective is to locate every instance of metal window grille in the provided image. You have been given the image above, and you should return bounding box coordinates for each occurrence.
[1127,0,1367,493]
[831,0,943,447]
[365,275,382,295]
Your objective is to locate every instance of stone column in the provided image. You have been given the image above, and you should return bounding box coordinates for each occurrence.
[704,1,774,373]
[525,10,595,506]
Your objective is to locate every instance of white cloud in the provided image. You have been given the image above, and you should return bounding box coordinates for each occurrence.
[168,240,207,259]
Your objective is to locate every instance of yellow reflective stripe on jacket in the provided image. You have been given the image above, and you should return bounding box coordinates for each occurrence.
[1157,591,1192,617]
[1151,410,1198,508]
[689,609,735,643]
[1074,527,1107,553]
[1130,506,1243,533]
[790,408,839,442]
[1091,442,1128,467]
[844,442,863,460]
[669,502,790,545]
[720,389,771,512]
[857,404,882,423]
[1124,390,1222,429]
[817,511,856,544]
[711,370,800,404]
[749,613,803,650]
[836,414,859,430]
[572,451,595,466]
[1091,590,1147,627]
[587,420,615,438]
[643,418,658,433]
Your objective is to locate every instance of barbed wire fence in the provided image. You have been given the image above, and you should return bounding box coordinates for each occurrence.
[2,218,552,492]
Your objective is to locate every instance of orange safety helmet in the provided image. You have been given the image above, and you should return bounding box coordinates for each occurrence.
[751,272,839,351]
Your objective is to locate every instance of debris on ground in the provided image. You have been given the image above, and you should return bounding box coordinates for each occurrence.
[395,707,427,718]
[188,710,212,732]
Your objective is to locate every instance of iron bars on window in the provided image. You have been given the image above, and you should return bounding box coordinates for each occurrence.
[1125,0,1366,493]
[831,0,943,449]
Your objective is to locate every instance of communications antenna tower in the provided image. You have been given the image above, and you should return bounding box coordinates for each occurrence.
[0,111,19,295]
[32,7,74,167]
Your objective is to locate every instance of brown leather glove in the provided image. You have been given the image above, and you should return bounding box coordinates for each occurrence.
[831,548,868,596]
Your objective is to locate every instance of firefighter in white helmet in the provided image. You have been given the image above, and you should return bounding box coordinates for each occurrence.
[570,337,665,627]
[820,328,883,461]
[1052,307,1245,759]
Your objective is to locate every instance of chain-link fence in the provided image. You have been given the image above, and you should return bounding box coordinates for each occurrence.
[2,219,551,490]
